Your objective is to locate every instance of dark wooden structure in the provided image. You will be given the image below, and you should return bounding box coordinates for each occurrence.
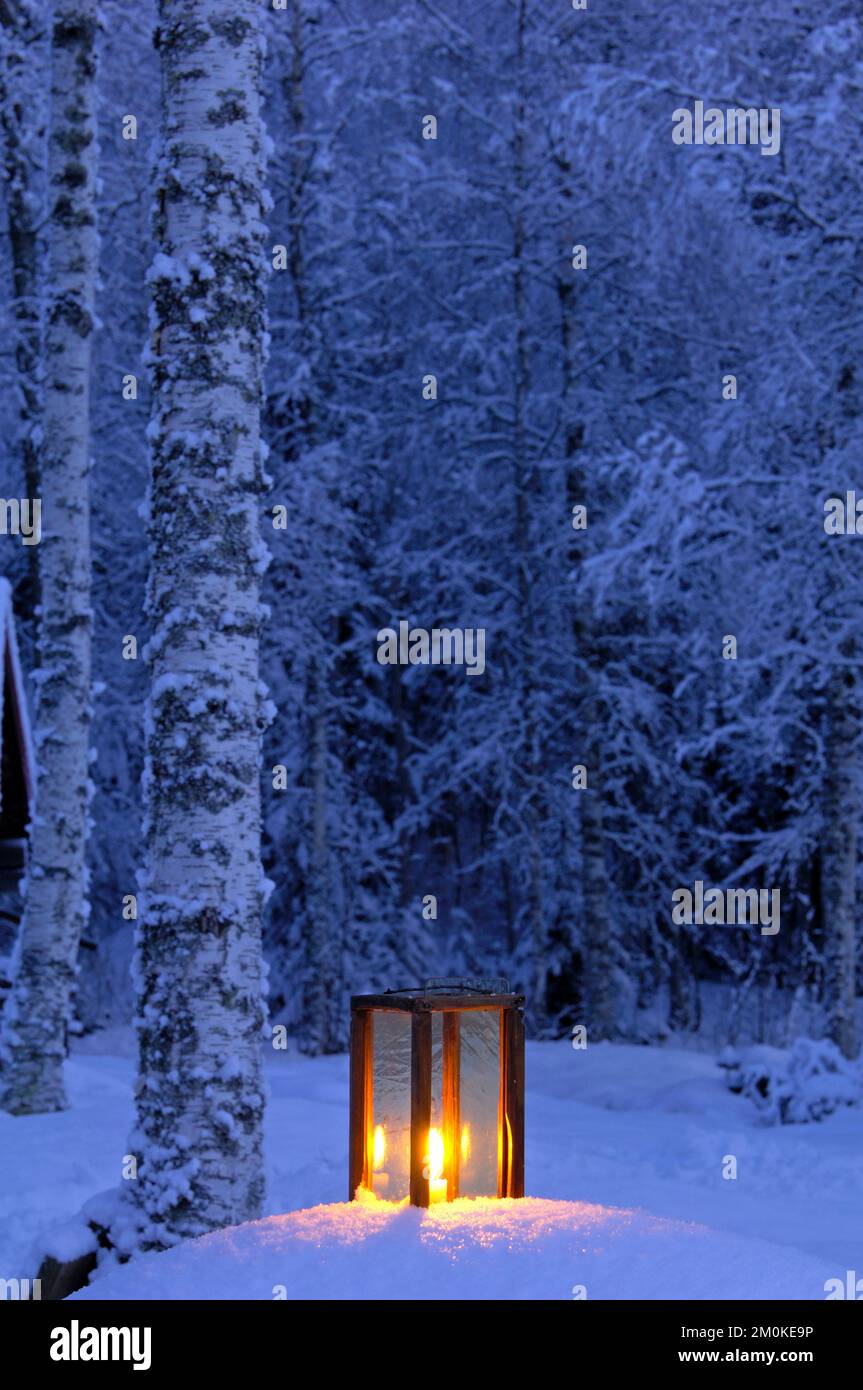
[349,981,525,1207]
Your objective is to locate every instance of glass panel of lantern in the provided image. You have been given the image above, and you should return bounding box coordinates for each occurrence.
[369,1010,411,1200]
[458,1008,500,1197]
[367,1010,446,1201]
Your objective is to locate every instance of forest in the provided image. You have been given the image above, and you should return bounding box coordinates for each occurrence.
[0,0,861,1308]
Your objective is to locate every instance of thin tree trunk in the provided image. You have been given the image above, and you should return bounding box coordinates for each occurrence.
[277,5,340,1054]
[0,0,97,1116]
[128,0,268,1246]
[668,932,697,1033]
[822,665,859,1059]
[556,151,617,1042]
[510,0,545,1022]
[579,765,617,1040]
[305,692,338,1053]
[390,664,412,908]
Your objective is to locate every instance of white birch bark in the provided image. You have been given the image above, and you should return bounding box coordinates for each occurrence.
[0,1,97,1115]
[128,0,269,1245]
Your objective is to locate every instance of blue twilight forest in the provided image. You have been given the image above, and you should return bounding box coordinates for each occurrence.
[0,0,860,1067]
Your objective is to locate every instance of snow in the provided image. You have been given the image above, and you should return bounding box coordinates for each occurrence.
[146,252,191,287]
[1,1032,860,1299]
[71,1192,833,1302]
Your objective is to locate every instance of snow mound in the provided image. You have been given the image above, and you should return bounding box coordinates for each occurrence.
[72,1192,835,1301]
[721,1039,861,1124]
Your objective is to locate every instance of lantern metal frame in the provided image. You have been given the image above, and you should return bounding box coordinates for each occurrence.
[349,983,525,1206]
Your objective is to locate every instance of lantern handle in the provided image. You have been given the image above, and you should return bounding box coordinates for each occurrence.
[422,976,511,994]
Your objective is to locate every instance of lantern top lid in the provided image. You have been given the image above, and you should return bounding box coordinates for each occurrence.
[351,978,524,1012]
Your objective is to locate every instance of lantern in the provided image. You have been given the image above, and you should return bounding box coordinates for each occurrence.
[349,980,525,1205]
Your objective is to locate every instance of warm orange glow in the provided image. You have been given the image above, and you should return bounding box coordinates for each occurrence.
[460,1124,471,1166]
[427,1126,447,1202]
[372,1124,386,1171]
[428,1127,444,1180]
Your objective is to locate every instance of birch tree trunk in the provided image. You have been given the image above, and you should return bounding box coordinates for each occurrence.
[0,1,97,1115]
[128,0,268,1245]
[822,666,859,1059]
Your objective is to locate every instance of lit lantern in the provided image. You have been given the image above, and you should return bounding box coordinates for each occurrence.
[349,980,525,1205]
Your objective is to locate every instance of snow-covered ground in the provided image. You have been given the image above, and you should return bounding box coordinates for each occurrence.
[1,1031,860,1299]
[71,1192,836,1302]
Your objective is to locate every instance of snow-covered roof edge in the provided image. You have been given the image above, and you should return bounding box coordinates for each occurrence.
[0,577,36,811]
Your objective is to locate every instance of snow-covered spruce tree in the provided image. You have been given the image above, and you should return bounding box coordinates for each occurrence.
[264,2,436,1049]
[73,1,156,1032]
[0,1,98,1115]
[378,0,585,1032]
[265,0,347,1055]
[675,1,863,1053]
[127,0,269,1246]
[550,110,618,1042]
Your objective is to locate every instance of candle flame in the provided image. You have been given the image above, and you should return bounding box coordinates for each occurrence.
[372,1124,386,1171]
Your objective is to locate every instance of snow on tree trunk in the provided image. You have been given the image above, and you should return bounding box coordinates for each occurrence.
[821,666,859,1060]
[0,1,97,1116]
[128,0,269,1245]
